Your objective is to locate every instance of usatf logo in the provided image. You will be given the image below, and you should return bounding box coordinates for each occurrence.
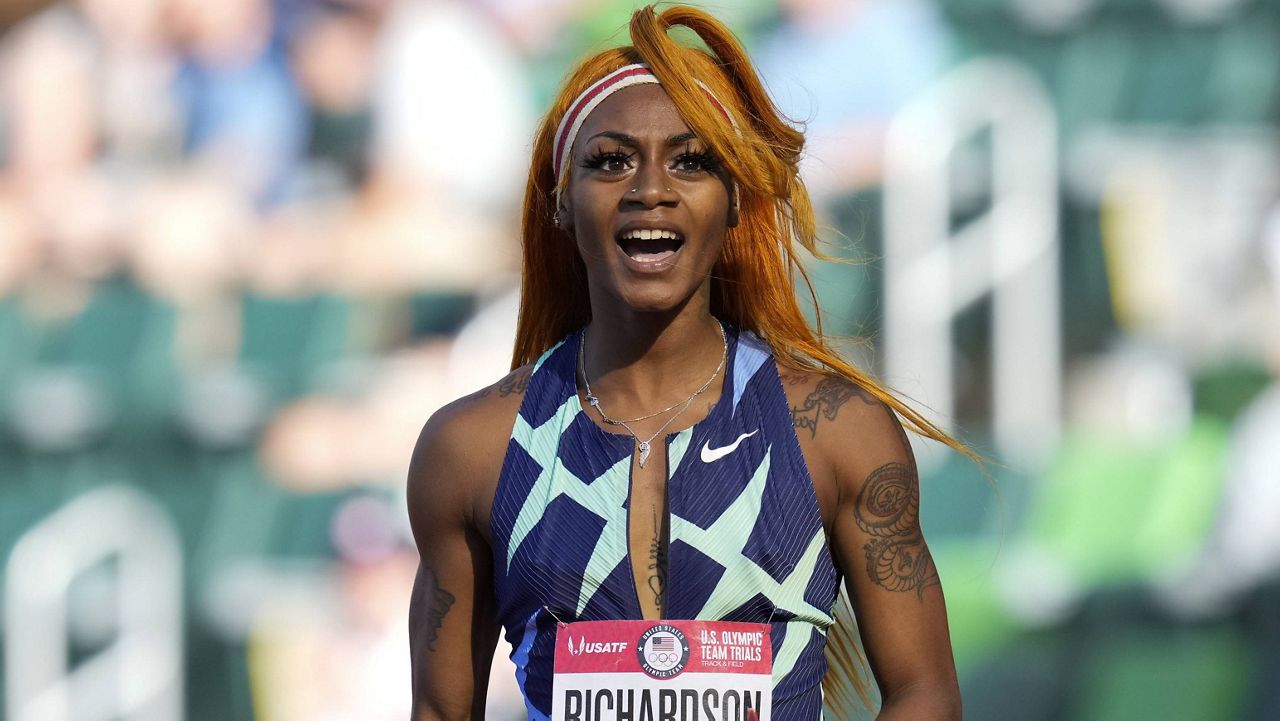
[567,637,628,655]
[636,624,690,679]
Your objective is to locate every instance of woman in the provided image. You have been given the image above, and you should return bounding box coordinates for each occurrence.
[408,5,965,719]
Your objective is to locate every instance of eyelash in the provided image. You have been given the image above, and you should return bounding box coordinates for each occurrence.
[579,148,721,174]
[674,150,720,174]
[580,149,635,172]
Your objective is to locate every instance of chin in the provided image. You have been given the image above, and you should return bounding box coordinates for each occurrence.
[612,280,702,315]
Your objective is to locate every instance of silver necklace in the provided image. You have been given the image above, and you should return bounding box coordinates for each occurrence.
[581,324,728,426]
[579,322,727,468]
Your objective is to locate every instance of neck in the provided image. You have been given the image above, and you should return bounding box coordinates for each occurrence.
[580,298,726,415]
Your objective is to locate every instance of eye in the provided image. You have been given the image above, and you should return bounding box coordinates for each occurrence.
[580,149,635,174]
[672,150,720,175]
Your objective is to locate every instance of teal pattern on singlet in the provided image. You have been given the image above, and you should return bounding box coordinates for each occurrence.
[489,325,839,720]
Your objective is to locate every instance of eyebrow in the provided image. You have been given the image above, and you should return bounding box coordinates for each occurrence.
[584,131,699,147]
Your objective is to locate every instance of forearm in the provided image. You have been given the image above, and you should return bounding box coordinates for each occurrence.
[408,552,496,721]
[875,680,962,721]
[408,572,494,721]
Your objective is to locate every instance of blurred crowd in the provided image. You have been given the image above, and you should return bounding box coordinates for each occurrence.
[1,0,1279,719]
[0,0,550,717]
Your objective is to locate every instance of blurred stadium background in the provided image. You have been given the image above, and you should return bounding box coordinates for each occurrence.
[0,0,1277,718]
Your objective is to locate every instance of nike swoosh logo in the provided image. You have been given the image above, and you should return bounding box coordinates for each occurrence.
[700,430,759,463]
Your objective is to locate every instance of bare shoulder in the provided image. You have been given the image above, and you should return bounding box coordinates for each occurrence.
[407,363,536,537]
[777,366,884,442]
[776,365,914,506]
[413,363,535,460]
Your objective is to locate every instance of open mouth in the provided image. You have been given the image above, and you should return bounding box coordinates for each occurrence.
[617,228,684,264]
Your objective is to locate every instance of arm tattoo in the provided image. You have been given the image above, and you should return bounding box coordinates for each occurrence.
[411,566,457,653]
[646,506,667,613]
[790,376,876,439]
[853,461,939,599]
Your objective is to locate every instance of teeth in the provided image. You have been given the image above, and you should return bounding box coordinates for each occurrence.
[621,229,681,241]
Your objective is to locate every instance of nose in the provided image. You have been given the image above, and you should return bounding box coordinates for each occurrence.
[626,161,678,209]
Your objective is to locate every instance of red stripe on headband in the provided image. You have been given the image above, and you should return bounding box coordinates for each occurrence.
[553,66,654,176]
[702,91,734,128]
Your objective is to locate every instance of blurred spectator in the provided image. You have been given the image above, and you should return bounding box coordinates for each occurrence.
[1,8,128,291]
[169,0,308,205]
[252,198,342,297]
[242,491,521,718]
[371,0,534,212]
[474,0,578,59]
[129,169,250,365]
[329,170,515,298]
[130,170,250,308]
[287,2,381,194]
[259,339,455,492]
[1,8,97,183]
[247,496,417,721]
[257,289,518,496]
[0,196,39,298]
[0,194,39,399]
[76,0,183,170]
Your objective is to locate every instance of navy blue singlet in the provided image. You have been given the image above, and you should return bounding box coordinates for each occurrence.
[490,325,839,720]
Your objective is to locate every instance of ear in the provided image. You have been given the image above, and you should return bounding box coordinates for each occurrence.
[727,184,740,229]
[555,190,573,232]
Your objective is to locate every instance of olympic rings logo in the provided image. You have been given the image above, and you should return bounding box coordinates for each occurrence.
[636,625,690,679]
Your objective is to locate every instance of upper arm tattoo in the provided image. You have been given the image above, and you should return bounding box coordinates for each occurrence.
[790,376,876,439]
[853,461,939,599]
[789,372,938,598]
[411,566,457,653]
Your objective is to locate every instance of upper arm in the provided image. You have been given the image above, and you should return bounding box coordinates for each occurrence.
[787,371,960,705]
[827,392,959,700]
[406,396,507,720]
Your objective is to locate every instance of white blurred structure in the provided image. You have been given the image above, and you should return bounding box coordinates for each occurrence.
[5,486,184,721]
[373,0,534,211]
[883,58,1062,468]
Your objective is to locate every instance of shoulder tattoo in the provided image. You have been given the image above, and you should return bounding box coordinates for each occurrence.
[853,460,939,599]
[497,367,532,397]
[475,367,532,400]
[790,376,877,439]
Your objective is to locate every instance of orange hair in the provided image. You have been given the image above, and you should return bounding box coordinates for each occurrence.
[512,5,978,714]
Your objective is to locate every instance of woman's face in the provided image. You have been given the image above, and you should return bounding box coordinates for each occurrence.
[562,83,735,315]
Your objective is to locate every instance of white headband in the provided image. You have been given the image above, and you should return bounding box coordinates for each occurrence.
[551,63,739,185]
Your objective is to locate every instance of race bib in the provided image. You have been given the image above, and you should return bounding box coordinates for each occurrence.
[552,619,772,721]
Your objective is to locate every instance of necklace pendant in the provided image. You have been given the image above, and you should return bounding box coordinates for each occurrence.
[636,440,651,468]
[586,394,599,407]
